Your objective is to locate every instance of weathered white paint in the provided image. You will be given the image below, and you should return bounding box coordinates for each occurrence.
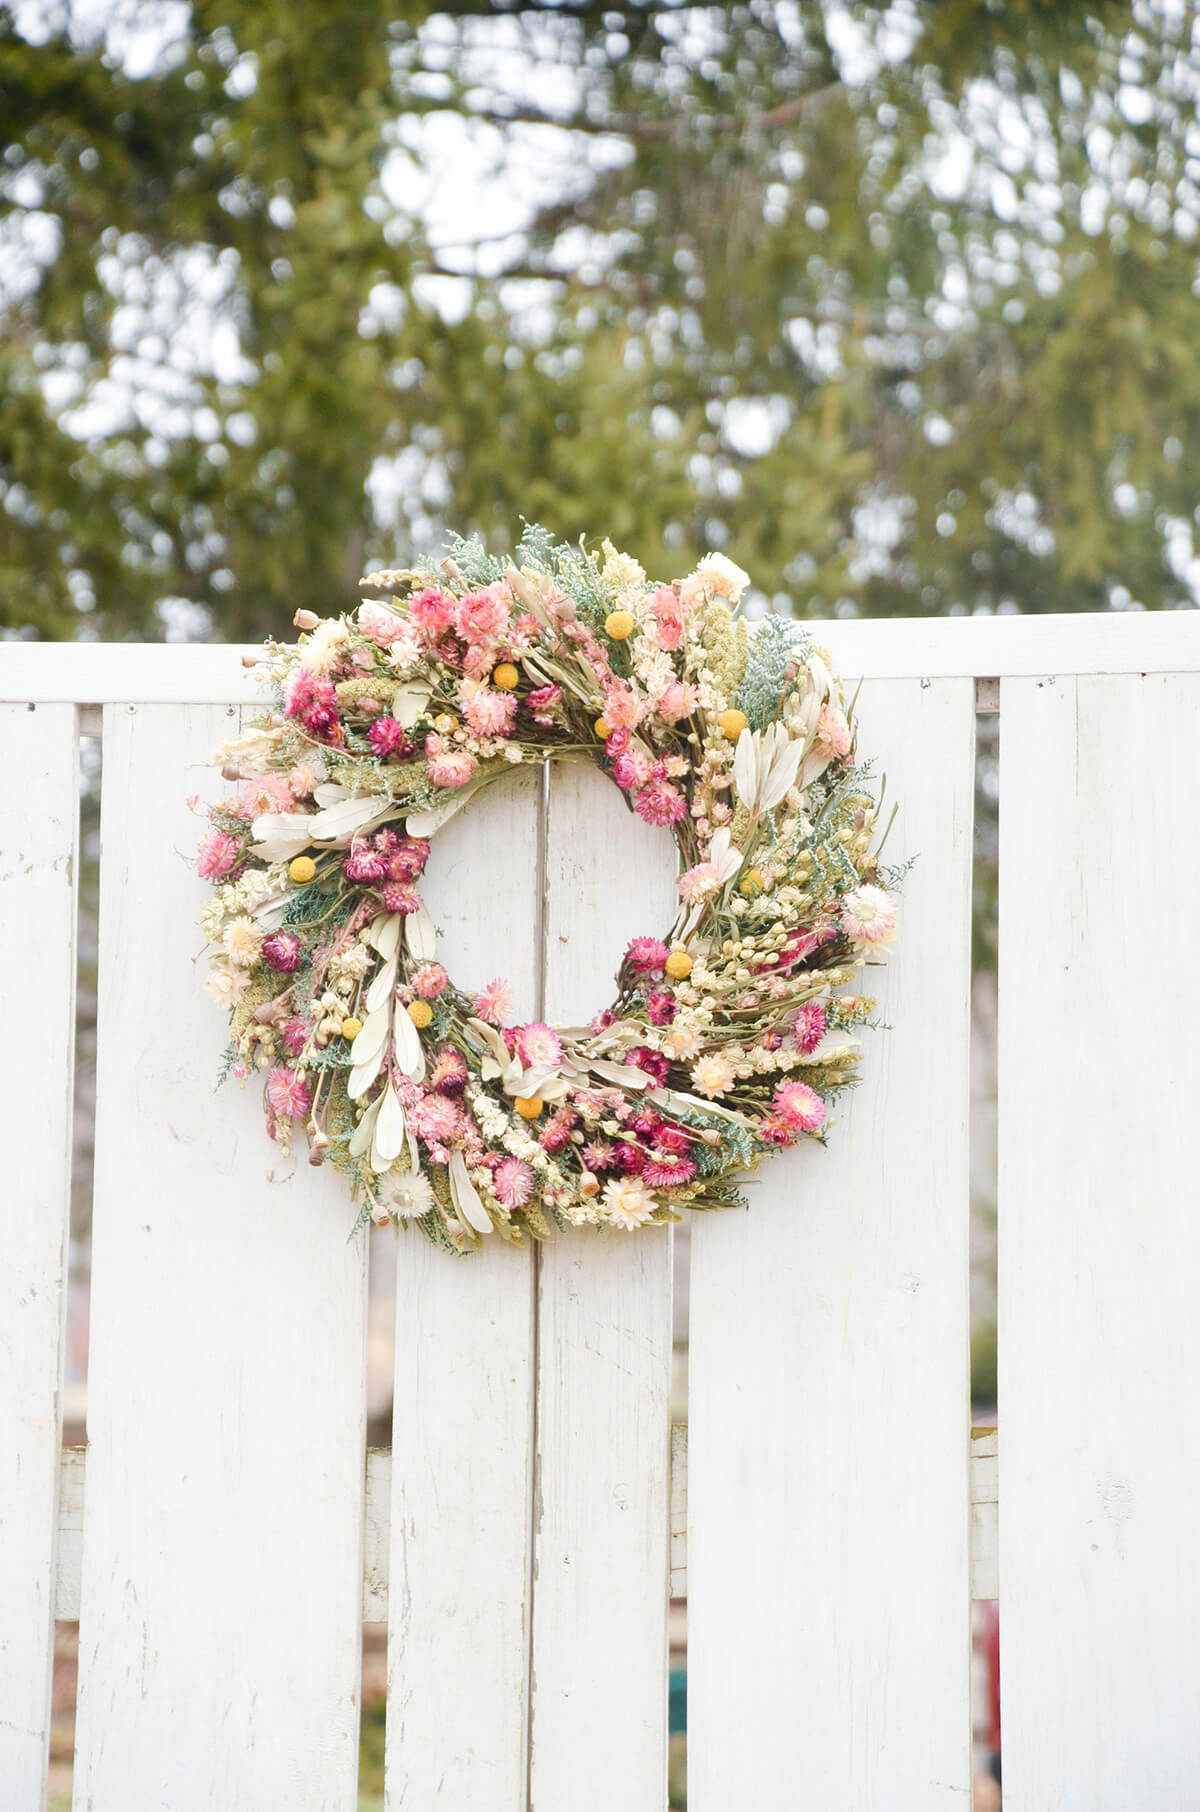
[74,704,370,1812]
[528,764,676,1812]
[998,673,1200,1808]
[970,1429,999,1603]
[687,677,976,1811]
[0,703,78,1808]
[54,1447,87,1622]
[363,1448,391,1623]
[4,609,1198,706]
[385,768,539,1812]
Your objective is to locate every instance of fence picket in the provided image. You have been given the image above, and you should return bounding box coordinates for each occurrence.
[998,673,1200,1807]
[385,769,539,1811]
[528,763,677,1812]
[0,704,78,1808]
[74,704,369,1812]
[687,677,976,1810]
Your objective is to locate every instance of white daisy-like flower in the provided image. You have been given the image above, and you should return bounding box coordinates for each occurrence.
[299,618,350,675]
[680,551,751,605]
[663,1021,702,1060]
[602,1175,657,1231]
[839,885,899,948]
[204,960,249,1004]
[388,1170,436,1219]
[224,915,264,967]
[690,1052,736,1098]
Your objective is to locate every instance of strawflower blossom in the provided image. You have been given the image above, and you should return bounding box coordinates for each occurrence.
[642,1155,697,1189]
[493,1157,536,1209]
[789,1001,827,1055]
[691,1052,736,1098]
[409,1092,464,1146]
[456,586,511,643]
[839,885,899,948]
[634,778,687,827]
[197,829,243,881]
[389,1171,436,1219]
[368,718,415,760]
[409,587,456,641]
[381,884,421,915]
[224,916,264,968]
[464,687,517,737]
[475,977,513,1026]
[603,1175,657,1230]
[773,1080,827,1132]
[267,1067,312,1120]
[430,1047,468,1093]
[646,990,676,1025]
[425,743,479,789]
[262,931,304,973]
[204,961,249,1005]
[526,684,561,725]
[624,937,670,976]
[516,1022,563,1068]
[411,962,448,999]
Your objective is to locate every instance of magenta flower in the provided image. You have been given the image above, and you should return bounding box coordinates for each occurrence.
[628,1047,670,1085]
[368,718,416,761]
[281,1019,309,1056]
[789,1001,827,1055]
[344,847,388,884]
[262,931,304,972]
[624,937,670,976]
[646,990,676,1026]
[381,883,421,915]
[430,1047,469,1094]
[641,1156,697,1189]
[526,684,562,726]
[283,670,342,744]
[409,587,456,642]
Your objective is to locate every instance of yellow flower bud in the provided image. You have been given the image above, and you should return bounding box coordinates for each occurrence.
[593,716,612,740]
[514,1096,544,1119]
[604,610,635,640]
[340,1016,363,1041]
[665,949,693,980]
[738,868,768,898]
[433,713,456,733]
[492,663,520,690]
[288,856,316,884]
[718,708,748,739]
[406,999,433,1030]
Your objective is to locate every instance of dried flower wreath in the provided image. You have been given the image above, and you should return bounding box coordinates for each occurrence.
[196,530,900,1251]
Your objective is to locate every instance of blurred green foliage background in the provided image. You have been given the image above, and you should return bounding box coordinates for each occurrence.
[2,0,1198,643]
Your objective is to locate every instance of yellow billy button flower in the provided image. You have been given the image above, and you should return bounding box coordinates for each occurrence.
[664,949,693,980]
[433,713,456,733]
[514,1096,544,1119]
[593,716,612,740]
[340,1016,363,1041]
[288,855,316,884]
[718,708,748,740]
[406,999,434,1030]
[492,663,520,690]
[738,868,768,898]
[604,610,635,640]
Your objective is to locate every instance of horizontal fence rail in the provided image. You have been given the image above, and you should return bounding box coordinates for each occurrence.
[2,611,1197,1811]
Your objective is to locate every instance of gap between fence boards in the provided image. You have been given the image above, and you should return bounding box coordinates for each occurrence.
[54,1428,1000,1620]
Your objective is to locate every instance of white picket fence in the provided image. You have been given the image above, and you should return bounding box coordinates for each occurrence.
[3,610,1199,1812]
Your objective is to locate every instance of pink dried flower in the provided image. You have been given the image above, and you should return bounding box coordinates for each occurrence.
[409,587,456,641]
[493,1157,535,1209]
[628,1047,670,1085]
[650,592,686,650]
[759,1114,799,1147]
[389,837,430,880]
[591,1008,617,1033]
[526,684,562,725]
[425,743,479,789]
[641,1155,697,1189]
[773,1080,827,1132]
[281,1019,309,1056]
[262,931,304,972]
[238,773,295,816]
[539,1107,576,1154]
[357,600,411,647]
[655,680,698,723]
[475,977,513,1026]
[634,778,687,827]
[778,922,837,973]
[464,687,517,736]
[678,861,721,902]
[516,1021,563,1068]
[409,1092,464,1146]
[288,763,318,799]
[612,748,654,792]
[646,990,677,1026]
[654,1124,692,1157]
[614,1142,645,1175]
[602,684,643,731]
[582,1139,617,1170]
[789,1001,827,1055]
[839,885,899,948]
[369,718,416,760]
[430,1047,469,1094]
[411,962,448,1000]
[197,828,242,881]
[344,847,388,884]
[266,1067,311,1120]
[381,883,421,915]
[283,670,342,744]
[456,586,511,643]
[624,937,670,976]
